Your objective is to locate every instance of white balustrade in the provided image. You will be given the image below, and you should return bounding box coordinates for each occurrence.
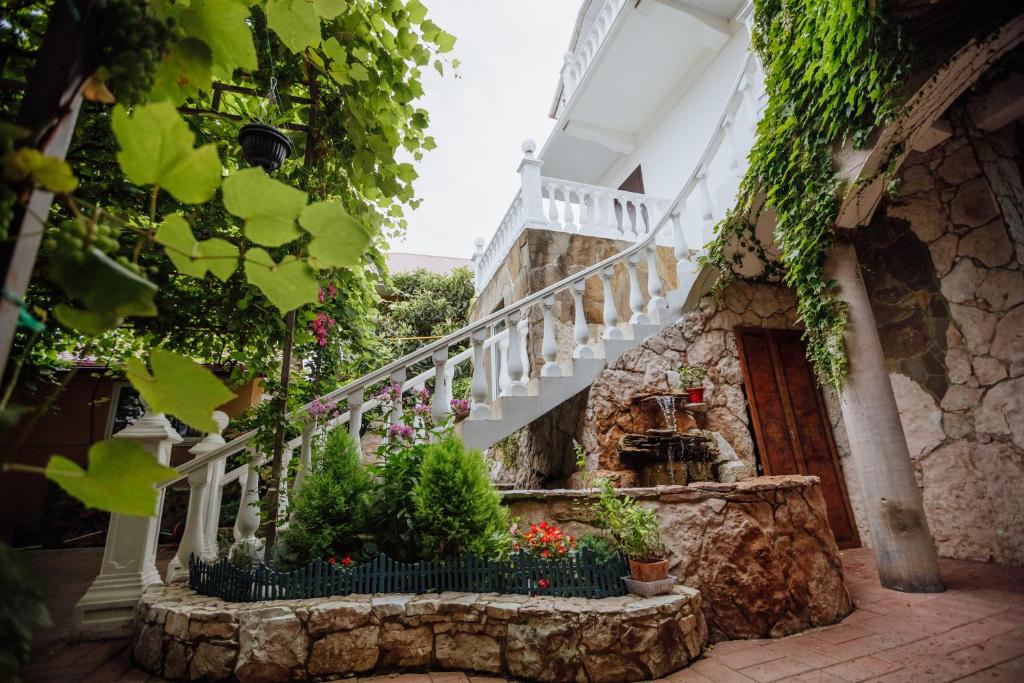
[347,388,364,442]
[646,243,667,322]
[198,411,229,560]
[470,329,492,419]
[627,254,647,324]
[230,451,263,560]
[559,0,629,104]
[166,463,210,583]
[540,296,561,377]
[601,266,622,340]
[572,280,594,359]
[430,347,451,424]
[503,312,529,396]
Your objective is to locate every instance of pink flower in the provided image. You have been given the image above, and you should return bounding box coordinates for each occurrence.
[308,398,337,420]
[388,423,414,440]
[311,312,336,346]
[450,398,470,415]
[417,387,430,400]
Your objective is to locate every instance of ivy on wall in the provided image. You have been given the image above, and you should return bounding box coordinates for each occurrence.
[704,0,908,389]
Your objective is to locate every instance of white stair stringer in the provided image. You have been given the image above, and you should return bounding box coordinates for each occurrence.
[458,320,670,451]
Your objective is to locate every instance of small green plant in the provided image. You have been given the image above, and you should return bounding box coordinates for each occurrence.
[594,479,666,562]
[277,429,374,569]
[229,540,260,570]
[413,434,509,560]
[573,439,597,490]
[576,533,618,563]
[677,366,706,389]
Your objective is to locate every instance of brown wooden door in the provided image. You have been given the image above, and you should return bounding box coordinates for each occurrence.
[734,327,861,549]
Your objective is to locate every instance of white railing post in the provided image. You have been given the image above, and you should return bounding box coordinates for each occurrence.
[199,411,229,560]
[503,313,528,396]
[627,253,648,324]
[389,367,407,427]
[697,168,715,228]
[470,329,492,418]
[540,296,561,377]
[518,317,531,381]
[519,139,547,225]
[431,347,451,424]
[669,209,699,319]
[572,280,594,359]
[230,450,263,561]
[166,461,210,583]
[293,420,314,496]
[561,52,579,98]
[646,243,667,323]
[471,238,485,291]
[347,388,364,444]
[73,409,181,639]
[601,266,622,340]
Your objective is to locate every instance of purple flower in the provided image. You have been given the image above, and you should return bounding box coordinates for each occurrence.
[417,387,430,400]
[388,423,414,440]
[308,398,337,420]
[413,402,430,415]
[450,398,470,415]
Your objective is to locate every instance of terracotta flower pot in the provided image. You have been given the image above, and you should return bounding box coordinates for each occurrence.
[238,123,293,172]
[629,558,669,582]
[686,386,705,404]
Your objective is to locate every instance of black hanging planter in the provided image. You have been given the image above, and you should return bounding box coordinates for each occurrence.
[238,123,293,173]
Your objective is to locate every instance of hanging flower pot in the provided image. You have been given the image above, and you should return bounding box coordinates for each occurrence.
[238,123,293,172]
[686,386,705,404]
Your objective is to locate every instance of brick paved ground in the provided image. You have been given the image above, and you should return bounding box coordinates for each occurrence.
[21,547,1024,682]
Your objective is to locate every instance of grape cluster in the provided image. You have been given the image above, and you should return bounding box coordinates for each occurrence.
[45,218,142,273]
[97,0,173,104]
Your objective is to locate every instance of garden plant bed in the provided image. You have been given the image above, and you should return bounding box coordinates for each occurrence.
[132,583,707,682]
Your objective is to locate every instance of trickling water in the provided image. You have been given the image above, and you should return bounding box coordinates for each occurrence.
[655,396,676,433]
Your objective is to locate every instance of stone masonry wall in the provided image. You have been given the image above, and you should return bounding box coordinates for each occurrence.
[505,475,853,642]
[854,113,1024,565]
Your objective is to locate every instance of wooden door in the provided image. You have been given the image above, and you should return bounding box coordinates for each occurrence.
[734,327,861,548]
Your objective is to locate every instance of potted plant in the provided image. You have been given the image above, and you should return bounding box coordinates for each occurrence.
[223,94,300,172]
[594,479,674,595]
[677,366,707,404]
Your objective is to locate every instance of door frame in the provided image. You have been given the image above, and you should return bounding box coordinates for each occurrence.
[734,326,861,548]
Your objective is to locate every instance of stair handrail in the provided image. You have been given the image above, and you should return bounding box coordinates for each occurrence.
[166,51,760,485]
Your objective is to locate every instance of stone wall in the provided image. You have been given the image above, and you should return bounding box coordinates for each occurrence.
[132,585,706,682]
[854,112,1024,565]
[505,475,853,641]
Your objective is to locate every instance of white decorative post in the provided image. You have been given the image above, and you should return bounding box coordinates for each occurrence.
[519,139,547,225]
[471,238,485,291]
[73,409,181,639]
[165,462,210,583]
[431,347,451,424]
[293,420,314,496]
[503,312,529,396]
[627,253,648,324]
[601,266,622,340]
[197,411,229,560]
[561,52,579,97]
[389,367,407,428]
[572,280,594,359]
[470,329,492,418]
[669,209,699,319]
[230,450,263,561]
[347,388,364,443]
[646,243,667,323]
[540,296,561,377]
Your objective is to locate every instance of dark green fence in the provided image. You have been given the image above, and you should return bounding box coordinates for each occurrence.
[189,550,628,602]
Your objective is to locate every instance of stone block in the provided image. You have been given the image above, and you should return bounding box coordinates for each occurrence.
[308,625,380,676]
[435,632,502,673]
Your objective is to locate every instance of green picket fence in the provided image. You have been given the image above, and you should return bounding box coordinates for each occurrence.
[189,549,628,602]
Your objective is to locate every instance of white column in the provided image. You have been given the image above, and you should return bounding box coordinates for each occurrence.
[389,367,407,427]
[73,410,181,639]
[828,242,944,593]
[646,243,667,323]
[540,296,561,377]
[627,253,648,324]
[293,421,314,496]
[572,280,594,359]
[547,182,561,226]
[431,347,451,424]
[166,462,211,583]
[518,139,547,225]
[601,266,622,340]
[503,312,528,396]
[198,411,229,560]
[230,451,263,561]
[563,185,576,230]
[470,329,492,419]
[347,388,364,443]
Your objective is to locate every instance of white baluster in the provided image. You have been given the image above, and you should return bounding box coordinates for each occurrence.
[230,451,263,560]
[562,52,578,95]
[431,347,451,424]
[540,296,561,377]
[471,238,485,291]
[579,190,592,229]
[518,316,531,381]
[293,420,314,496]
[601,266,622,340]
[595,191,611,232]
[389,368,407,427]
[698,168,715,223]
[198,411,229,560]
[547,183,561,227]
[627,254,648,324]
[166,462,211,583]
[572,280,594,359]
[563,186,576,230]
[670,209,698,319]
[496,329,511,397]
[347,387,364,444]
[470,329,492,419]
[646,243,667,323]
[723,116,741,170]
[519,139,546,225]
[621,197,634,235]
[444,361,456,406]
[503,313,528,396]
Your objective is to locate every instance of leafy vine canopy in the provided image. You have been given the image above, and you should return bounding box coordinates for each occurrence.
[1,0,458,514]
[704,0,908,390]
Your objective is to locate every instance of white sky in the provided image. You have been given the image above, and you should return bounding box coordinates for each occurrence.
[393,0,582,259]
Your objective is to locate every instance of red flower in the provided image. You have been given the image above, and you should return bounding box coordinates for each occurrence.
[341,556,353,567]
[327,556,337,565]
[538,578,550,589]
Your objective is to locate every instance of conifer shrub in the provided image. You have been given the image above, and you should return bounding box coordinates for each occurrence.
[278,429,373,568]
[412,434,509,559]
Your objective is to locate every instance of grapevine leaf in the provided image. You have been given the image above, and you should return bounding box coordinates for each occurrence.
[406,0,427,23]
[244,248,319,312]
[48,247,157,335]
[313,0,346,20]
[177,0,258,80]
[266,0,321,53]
[45,440,178,517]
[156,214,239,281]
[149,38,213,104]
[299,201,370,268]
[2,147,78,192]
[434,30,456,53]
[112,102,221,203]
[222,167,307,246]
[125,350,236,433]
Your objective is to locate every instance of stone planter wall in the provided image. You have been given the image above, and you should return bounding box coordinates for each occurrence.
[504,475,853,641]
[132,585,706,683]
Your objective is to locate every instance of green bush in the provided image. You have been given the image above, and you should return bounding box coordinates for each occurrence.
[366,443,427,562]
[278,429,374,568]
[412,435,509,560]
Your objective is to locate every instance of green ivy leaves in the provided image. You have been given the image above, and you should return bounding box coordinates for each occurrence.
[112,102,221,204]
[45,440,178,516]
[126,350,236,432]
[222,167,307,246]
